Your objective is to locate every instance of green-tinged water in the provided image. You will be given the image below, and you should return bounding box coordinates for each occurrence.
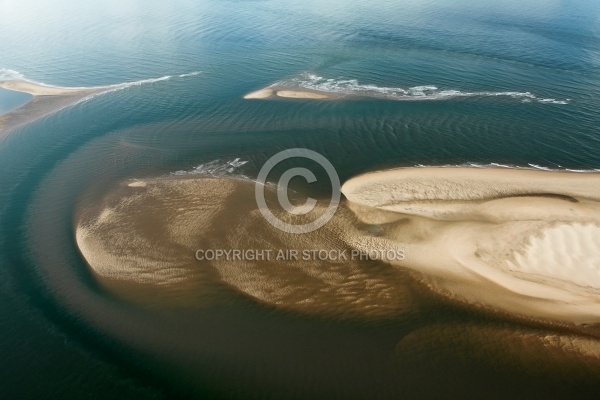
[1,0,600,398]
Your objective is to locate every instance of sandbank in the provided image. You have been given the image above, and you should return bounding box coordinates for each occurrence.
[0,80,93,96]
[243,86,336,100]
[75,176,416,316]
[243,88,273,99]
[75,166,600,325]
[342,167,600,324]
[275,90,330,99]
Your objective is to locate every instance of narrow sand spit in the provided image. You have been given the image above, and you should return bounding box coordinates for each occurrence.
[0,80,94,96]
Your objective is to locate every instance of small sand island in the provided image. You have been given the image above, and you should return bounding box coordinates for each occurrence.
[76,166,600,325]
[0,80,102,136]
[244,87,337,100]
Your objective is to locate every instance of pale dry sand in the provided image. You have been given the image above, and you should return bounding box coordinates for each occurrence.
[0,80,92,96]
[276,90,330,99]
[342,167,600,324]
[243,87,336,100]
[243,88,273,99]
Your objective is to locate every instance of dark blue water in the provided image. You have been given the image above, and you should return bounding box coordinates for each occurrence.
[1,0,600,398]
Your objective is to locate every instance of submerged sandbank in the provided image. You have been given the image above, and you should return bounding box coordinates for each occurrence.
[76,176,417,316]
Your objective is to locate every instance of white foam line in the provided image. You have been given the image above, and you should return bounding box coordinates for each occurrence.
[411,163,599,173]
[272,72,571,104]
[0,68,201,94]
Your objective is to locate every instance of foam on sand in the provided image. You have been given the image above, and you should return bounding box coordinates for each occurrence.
[342,167,600,324]
[243,72,571,104]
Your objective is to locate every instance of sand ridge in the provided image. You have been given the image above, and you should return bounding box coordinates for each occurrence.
[0,80,96,96]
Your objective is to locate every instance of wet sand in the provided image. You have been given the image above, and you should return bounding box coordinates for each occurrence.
[76,167,600,325]
[0,81,102,137]
[76,176,417,317]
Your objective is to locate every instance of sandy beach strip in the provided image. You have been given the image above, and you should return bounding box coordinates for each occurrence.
[0,80,95,96]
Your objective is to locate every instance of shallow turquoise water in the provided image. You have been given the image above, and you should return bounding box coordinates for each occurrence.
[1,0,600,398]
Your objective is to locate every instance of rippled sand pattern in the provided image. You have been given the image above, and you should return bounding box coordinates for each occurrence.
[77,176,417,317]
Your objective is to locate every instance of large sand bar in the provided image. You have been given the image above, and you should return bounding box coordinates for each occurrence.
[75,167,600,325]
[342,167,600,324]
